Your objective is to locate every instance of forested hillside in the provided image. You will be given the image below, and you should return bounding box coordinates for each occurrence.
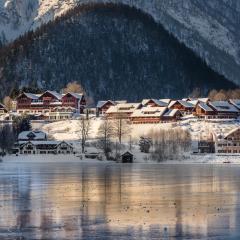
[0,4,236,101]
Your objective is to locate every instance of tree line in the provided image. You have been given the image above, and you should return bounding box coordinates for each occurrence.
[141,128,191,161]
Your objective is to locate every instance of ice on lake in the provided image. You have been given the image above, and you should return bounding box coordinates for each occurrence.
[0,161,240,239]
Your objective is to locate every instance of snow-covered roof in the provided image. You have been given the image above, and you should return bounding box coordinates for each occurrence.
[66,92,83,99]
[120,151,133,156]
[209,101,239,113]
[96,100,115,108]
[198,98,209,103]
[22,92,39,100]
[131,107,167,117]
[197,102,214,112]
[182,98,209,103]
[115,100,127,104]
[107,103,140,114]
[163,109,181,117]
[18,131,47,140]
[40,90,62,100]
[188,100,199,106]
[224,127,240,139]
[159,99,172,104]
[168,100,194,108]
[229,99,240,109]
[142,99,168,107]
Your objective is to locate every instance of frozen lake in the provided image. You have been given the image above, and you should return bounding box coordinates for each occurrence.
[0,162,240,239]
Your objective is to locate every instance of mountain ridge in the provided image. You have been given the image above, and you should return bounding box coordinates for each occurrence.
[0,0,240,86]
[0,3,235,101]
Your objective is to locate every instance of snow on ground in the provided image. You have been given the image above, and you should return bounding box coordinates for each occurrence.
[11,117,236,165]
[41,118,103,141]
[40,117,240,142]
[2,153,240,165]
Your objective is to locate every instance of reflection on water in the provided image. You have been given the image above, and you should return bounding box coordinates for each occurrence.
[0,162,240,239]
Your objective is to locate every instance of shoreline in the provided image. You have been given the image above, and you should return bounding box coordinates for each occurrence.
[1,154,240,165]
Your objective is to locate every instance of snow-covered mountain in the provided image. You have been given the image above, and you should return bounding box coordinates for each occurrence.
[0,0,240,85]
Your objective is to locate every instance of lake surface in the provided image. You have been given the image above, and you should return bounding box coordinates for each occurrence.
[0,162,240,240]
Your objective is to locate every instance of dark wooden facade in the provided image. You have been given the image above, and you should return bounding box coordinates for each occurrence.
[62,93,85,113]
[169,101,194,113]
[97,101,115,115]
[16,91,86,114]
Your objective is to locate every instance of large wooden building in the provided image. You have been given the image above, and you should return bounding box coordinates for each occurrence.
[130,107,167,124]
[96,100,116,115]
[193,102,216,119]
[168,100,195,115]
[106,103,141,119]
[16,91,86,115]
[208,101,239,119]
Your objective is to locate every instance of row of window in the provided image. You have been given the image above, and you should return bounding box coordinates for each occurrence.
[218,150,240,153]
[22,150,72,154]
[218,143,240,147]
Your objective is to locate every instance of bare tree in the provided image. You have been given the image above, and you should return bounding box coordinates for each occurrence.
[112,114,131,145]
[78,116,91,153]
[208,88,240,101]
[97,117,114,158]
[150,128,191,162]
[3,96,13,111]
[63,81,85,94]
[189,88,201,98]
[63,81,95,106]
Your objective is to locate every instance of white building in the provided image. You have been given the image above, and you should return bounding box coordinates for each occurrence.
[19,141,74,155]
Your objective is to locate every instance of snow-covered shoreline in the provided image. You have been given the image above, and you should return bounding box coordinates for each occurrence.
[1,154,240,165]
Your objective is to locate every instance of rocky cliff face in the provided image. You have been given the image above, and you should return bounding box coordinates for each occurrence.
[0,0,239,85]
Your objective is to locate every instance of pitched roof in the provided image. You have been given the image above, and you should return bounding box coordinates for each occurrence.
[18,131,47,140]
[131,107,167,117]
[22,92,39,100]
[198,98,210,103]
[229,99,240,109]
[209,101,239,113]
[163,109,181,117]
[106,103,140,114]
[159,99,172,104]
[120,151,133,156]
[224,127,240,139]
[40,90,62,100]
[47,91,63,100]
[168,100,194,108]
[188,100,199,106]
[66,92,83,99]
[197,102,214,112]
[142,99,168,107]
[96,100,115,108]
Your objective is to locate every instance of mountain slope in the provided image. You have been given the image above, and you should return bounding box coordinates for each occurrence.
[0,0,240,86]
[0,4,235,101]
